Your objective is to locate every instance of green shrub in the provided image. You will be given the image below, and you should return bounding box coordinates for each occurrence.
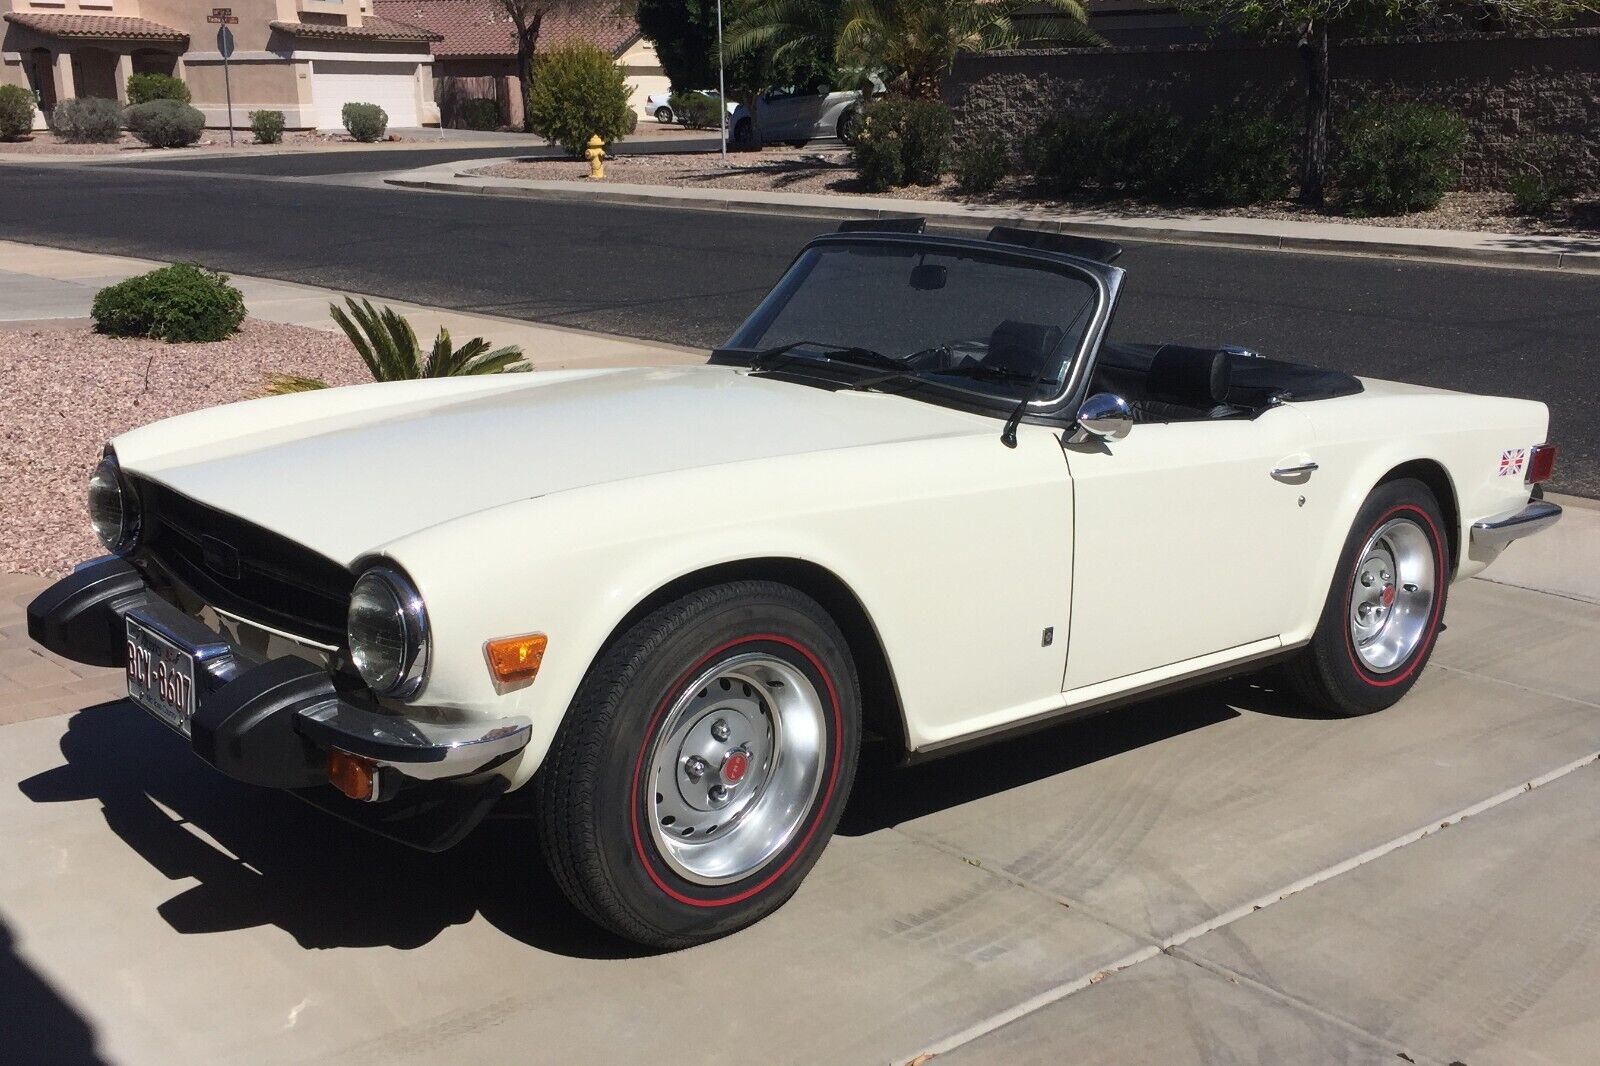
[125,100,204,148]
[527,43,634,155]
[671,91,725,130]
[125,73,190,105]
[50,97,121,143]
[459,97,501,131]
[0,84,34,140]
[952,129,1007,194]
[1505,134,1574,216]
[1335,103,1466,215]
[92,264,245,343]
[1027,113,1095,193]
[250,109,285,144]
[1185,109,1293,206]
[342,102,388,142]
[851,98,952,191]
[1096,109,1188,198]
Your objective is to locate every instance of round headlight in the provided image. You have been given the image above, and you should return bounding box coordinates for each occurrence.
[88,453,137,553]
[347,567,429,699]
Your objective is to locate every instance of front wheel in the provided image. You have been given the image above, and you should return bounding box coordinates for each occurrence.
[1284,477,1449,716]
[731,117,755,151]
[536,581,861,948]
[837,107,861,145]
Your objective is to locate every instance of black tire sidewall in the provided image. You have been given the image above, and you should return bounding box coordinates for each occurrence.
[1304,479,1449,714]
[586,588,859,943]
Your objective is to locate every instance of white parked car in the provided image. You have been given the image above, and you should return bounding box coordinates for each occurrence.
[30,223,1561,948]
[645,89,735,126]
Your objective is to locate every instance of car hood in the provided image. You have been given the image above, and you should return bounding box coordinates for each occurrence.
[114,365,994,565]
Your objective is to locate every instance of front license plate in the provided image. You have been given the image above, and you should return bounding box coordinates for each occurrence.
[126,616,196,735]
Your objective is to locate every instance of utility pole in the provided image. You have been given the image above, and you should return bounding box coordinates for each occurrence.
[716,0,727,161]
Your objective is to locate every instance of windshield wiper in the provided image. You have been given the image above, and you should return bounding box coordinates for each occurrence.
[749,340,906,374]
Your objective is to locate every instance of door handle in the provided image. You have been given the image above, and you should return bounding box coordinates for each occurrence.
[1271,460,1319,480]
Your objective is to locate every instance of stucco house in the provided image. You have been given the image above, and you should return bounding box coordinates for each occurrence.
[1,0,442,130]
[372,0,668,129]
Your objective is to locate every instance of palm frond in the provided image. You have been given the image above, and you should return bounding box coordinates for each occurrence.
[262,373,330,395]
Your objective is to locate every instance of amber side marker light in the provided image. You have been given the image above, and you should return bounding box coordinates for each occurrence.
[328,750,378,802]
[485,633,548,690]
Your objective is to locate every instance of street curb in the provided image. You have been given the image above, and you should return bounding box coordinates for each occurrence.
[386,170,1600,274]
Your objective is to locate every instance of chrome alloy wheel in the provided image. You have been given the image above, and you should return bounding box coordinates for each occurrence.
[1348,516,1437,673]
[646,653,826,885]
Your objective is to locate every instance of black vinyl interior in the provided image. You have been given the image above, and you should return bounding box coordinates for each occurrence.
[1091,342,1364,423]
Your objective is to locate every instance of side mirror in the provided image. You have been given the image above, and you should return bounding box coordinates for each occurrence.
[1076,393,1133,441]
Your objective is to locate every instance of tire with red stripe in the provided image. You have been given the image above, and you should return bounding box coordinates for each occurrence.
[536,581,861,948]
[1285,478,1449,717]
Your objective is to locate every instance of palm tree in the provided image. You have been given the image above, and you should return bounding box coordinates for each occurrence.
[838,0,1101,100]
[727,0,844,76]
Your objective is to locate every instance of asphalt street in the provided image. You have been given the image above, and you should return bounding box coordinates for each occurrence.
[1,157,1595,494]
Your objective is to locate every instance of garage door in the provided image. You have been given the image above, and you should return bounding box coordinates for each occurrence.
[312,61,419,130]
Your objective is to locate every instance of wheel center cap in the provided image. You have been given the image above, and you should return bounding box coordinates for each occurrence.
[720,750,750,784]
[1381,584,1396,607]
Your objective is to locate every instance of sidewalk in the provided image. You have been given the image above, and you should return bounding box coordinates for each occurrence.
[0,239,705,371]
[388,161,1600,273]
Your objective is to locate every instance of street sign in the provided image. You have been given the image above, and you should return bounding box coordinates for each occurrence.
[206,8,239,24]
[216,24,236,144]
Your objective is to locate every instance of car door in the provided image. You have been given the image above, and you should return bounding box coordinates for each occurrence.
[756,86,801,139]
[1061,405,1320,692]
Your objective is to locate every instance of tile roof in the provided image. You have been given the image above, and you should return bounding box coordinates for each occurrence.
[1,12,188,42]
[371,0,640,58]
[268,16,444,43]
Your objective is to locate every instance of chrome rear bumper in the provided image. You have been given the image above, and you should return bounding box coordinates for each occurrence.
[1470,499,1563,552]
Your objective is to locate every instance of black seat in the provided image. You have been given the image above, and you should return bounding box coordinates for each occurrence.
[985,320,1064,381]
[1129,344,1238,423]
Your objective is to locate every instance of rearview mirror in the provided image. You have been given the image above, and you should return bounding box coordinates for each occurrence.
[1076,393,1133,441]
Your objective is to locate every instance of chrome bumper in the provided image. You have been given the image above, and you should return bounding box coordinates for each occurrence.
[1470,499,1563,552]
[29,556,531,789]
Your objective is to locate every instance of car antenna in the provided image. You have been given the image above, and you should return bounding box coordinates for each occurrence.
[1001,396,1031,449]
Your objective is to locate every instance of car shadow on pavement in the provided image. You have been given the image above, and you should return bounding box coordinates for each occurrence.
[840,689,1241,836]
[17,702,648,961]
[0,917,109,1066]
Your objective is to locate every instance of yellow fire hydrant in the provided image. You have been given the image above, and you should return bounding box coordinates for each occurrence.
[585,135,606,180]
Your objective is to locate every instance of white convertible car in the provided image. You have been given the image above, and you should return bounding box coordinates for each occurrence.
[30,222,1561,948]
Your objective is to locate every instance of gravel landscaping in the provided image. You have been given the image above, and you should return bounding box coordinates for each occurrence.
[0,320,365,576]
[479,150,1600,237]
[0,130,413,156]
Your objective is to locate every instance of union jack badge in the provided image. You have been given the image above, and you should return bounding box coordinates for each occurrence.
[1499,448,1526,477]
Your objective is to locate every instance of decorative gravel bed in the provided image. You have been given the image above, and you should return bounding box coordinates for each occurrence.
[0,130,409,156]
[0,320,366,576]
[479,152,1599,237]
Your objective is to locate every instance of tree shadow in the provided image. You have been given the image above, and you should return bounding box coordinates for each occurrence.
[0,917,108,1066]
[17,703,648,961]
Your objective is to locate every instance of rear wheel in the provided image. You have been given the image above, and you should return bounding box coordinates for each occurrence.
[1284,478,1449,716]
[536,581,861,948]
[654,106,672,123]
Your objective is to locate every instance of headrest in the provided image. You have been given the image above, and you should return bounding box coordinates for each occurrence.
[1147,345,1232,407]
[987,320,1064,379]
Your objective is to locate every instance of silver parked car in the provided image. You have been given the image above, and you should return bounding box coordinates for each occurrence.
[730,76,884,148]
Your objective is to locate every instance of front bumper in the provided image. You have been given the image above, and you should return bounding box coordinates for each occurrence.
[1470,499,1563,552]
[27,556,531,848]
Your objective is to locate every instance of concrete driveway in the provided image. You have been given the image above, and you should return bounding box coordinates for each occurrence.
[2,549,1597,1064]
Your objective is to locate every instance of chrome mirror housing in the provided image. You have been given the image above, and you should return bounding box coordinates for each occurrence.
[1076,393,1134,441]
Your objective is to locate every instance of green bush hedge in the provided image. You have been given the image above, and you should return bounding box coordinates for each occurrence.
[250,109,285,145]
[1335,103,1466,215]
[125,73,190,105]
[0,84,34,140]
[529,43,635,155]
[125,99,204,148]
[459,97,501,131]
[952,129,1007,194]
[670,91,725,130]
[50,97,121,143]
[851,98,952,191]
[1029,106,1292,206]
[342,102,388,143]
[1505,134,1573,217]
[92,264,246,343]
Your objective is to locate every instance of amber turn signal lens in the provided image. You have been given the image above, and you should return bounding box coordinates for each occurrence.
[485,633,548,688]
[328,750,378,802]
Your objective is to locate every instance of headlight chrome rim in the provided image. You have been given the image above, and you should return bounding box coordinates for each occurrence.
[88,451,139,554]
[347,566,430,700]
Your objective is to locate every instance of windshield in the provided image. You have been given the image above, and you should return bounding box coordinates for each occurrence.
[725,242,1102,403]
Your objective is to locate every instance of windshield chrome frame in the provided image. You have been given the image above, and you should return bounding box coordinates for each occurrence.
[722,231,1125,422]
